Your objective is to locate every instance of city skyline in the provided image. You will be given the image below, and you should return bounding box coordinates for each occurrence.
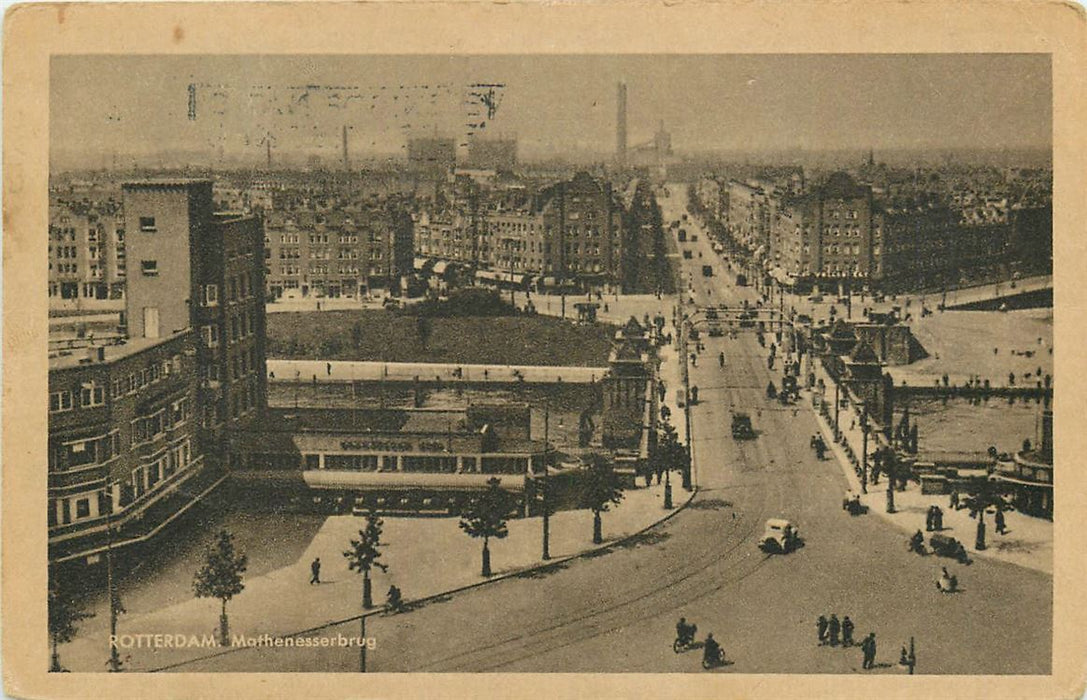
[51,54,1051,169]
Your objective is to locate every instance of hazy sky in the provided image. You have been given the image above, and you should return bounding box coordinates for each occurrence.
[51,54,1051,165]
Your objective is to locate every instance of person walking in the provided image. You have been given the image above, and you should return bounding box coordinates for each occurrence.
[842,616,855,647]
[310,557,321,585]
[925,506,935,532]
[326,362,332,376]
[861,632,877,670]
[828,614,841,647]
[995,508,1007,535]
[817,615,829,646]
[934,506,944,531]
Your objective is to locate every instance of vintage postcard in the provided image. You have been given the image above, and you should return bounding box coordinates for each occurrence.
[3,2,1086,699]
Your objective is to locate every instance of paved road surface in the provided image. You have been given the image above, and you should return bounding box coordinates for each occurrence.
[180,184,1051,674]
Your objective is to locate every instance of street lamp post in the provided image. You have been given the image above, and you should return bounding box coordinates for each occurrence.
[834,381,841,439]
[885,446,896,514]
[860,408,869,495]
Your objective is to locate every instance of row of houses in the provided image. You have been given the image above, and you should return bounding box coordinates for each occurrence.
[695,169,1052,291]
[413,171,627,289]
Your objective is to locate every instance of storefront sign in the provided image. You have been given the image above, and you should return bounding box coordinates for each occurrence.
[338,439,451,453]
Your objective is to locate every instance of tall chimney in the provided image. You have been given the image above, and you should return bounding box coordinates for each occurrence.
[616,82,628,168]
[342,125,349,170]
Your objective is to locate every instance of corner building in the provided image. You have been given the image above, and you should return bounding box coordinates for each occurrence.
[49,180,267,565]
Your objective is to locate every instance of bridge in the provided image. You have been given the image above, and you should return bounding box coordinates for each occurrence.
[936,275,1051,310]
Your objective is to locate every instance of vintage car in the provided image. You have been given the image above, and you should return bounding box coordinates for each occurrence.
[731,413,755,439]
[760,518,800,554]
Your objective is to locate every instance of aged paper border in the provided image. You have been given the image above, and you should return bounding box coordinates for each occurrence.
[4,2,1085,698]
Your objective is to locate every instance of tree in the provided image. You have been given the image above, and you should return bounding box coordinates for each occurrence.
[193,529,248,646]
[459,477,517,577]
[48,579,94,672]
[654,422,688,482]
[579,453,626,544]
[343,512,389,609]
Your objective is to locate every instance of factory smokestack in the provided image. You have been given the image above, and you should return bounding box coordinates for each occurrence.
[616,81,628,168]
[342,125,349,170]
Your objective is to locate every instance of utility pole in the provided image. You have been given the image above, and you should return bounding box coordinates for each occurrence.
[359,614,367,672]
[542,404,551,560]
[559,182,567,320]
[105,480,123,672]
[681,316,693,491]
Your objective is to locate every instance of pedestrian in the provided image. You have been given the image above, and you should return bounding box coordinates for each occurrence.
[950,490,959,510]
[861,632,877,670]
[925,506,934,532]
[828,614,841,647]
[817,615,829,646]
[310,557,321,585]
[327,362,332,376]
[842,616,855,647]
[995,508,1006,535]
[644,471,653,488]
[312,374,318,387]
[269,371,275,379]
[934,506,944,531]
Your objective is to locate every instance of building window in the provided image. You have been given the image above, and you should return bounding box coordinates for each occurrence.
[203,325,220,348]
[203,284,219,306]
[49,390,73,413]
[139,217,157,232]
[75,498,91,519]
[80,383,105,408]
[141,260,159,276]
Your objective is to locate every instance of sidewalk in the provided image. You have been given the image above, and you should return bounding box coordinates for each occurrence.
[57,481,687,672]
[510,290,674,327]
[809,367,1052,575]
[266,359,608,385]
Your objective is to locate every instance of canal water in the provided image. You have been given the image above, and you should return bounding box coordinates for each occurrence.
[898,394,1048,456]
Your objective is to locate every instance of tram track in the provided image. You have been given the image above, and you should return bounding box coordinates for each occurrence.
[419,325,803,672]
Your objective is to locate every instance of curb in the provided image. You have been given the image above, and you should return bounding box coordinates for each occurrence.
[149,485,700,672]
[809,385,1050,574]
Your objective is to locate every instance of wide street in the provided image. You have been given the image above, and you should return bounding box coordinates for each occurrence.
[180,184,1051,675]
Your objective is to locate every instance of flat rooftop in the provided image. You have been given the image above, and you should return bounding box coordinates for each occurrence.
[49,331,190,371]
